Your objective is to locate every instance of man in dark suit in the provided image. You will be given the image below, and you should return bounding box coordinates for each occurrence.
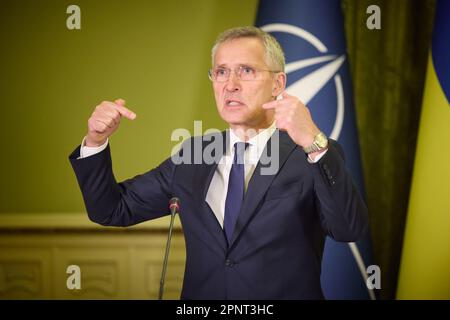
[69,26,368,299]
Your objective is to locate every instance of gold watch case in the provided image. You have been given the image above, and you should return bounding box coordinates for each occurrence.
[315,132,328,149]
[303,132,328,153]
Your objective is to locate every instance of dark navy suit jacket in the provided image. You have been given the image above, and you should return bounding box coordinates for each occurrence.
[69,130,368,299]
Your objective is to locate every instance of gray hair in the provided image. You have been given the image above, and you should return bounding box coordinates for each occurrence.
[211,26,285,72]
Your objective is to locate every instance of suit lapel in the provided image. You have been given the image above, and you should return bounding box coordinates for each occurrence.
[193,131,229,252]
[229,130,297,249]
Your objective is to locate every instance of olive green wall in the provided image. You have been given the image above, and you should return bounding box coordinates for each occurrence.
[0,0,258,212]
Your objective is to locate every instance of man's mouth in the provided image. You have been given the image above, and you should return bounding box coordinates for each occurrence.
[225,99,245,107]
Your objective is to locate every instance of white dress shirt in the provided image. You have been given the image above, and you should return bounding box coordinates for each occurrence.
[78,124,327,228]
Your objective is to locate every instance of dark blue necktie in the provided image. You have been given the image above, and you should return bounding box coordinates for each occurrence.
[224,142,248,244]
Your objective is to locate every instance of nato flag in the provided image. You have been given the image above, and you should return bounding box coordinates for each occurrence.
[256,0,376,299]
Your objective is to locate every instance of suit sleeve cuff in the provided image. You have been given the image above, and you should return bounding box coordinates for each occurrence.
[79,137,109,159]
[307,148,328,164]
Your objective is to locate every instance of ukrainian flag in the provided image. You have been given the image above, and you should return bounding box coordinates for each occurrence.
[397,0,450,299]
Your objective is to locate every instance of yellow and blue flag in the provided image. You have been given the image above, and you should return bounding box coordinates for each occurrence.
[397,0,450,299]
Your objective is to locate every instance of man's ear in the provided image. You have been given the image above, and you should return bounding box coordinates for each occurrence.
[272,72,286,97]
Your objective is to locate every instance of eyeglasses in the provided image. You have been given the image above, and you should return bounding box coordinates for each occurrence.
[208,66,281,82]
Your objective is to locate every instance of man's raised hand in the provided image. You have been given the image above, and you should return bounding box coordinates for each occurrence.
[85,99,136,147]
[262,92,320,149]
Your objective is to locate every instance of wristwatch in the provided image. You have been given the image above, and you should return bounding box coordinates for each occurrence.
[303,132,328,154]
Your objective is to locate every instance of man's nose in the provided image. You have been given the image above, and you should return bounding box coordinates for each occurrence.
[225,71,241,92]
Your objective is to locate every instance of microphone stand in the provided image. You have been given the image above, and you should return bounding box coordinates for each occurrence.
[158,197,179,300]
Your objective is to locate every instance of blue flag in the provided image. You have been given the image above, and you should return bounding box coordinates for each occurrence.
[256,0,376,299]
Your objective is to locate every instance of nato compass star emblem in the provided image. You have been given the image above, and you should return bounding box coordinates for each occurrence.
[261,23,346,140]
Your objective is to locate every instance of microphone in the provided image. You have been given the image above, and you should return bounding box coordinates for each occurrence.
[158,197,180,300]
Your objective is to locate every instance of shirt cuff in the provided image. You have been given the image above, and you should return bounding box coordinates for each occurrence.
[78,137,109,159]
[307,148,328,164]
